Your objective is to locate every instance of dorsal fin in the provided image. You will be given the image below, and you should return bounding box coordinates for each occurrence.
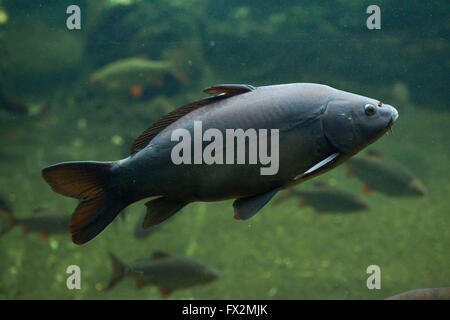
[130,86,254,155]
[203,84,255,95]
[152,251,170,261]
[130,95,229,154]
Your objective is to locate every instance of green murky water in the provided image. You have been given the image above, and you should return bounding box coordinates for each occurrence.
[0,1,448,299]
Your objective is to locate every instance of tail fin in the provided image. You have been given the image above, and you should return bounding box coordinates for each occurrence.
[106,252,127,290]
[41,161,126,245]
[162,47,189,85]
[0,210,16,236]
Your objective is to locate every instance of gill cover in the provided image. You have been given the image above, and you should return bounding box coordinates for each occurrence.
[322,100,358,154]
[322,98,396,154]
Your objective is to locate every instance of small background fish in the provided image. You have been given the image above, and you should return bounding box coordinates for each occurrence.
[346,150,427,196]
[88,56,187,98]
[1,208,71,240]
[277,182,369,214]
[106,251,219,297]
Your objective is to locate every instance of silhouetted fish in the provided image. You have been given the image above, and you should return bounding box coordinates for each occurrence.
[277,182,369,213]
[346,150,426,196]
[0,189,13,213]
[107,251,219,297]
[89,57,175,96]
[385,287,450,300]
[0,208,70,240]
[42,83,398,245]
[0,88,28,114]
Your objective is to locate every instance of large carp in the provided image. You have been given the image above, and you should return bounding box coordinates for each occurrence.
[42,83,398,245]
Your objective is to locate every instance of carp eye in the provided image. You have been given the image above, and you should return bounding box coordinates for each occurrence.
[364,104,376,116]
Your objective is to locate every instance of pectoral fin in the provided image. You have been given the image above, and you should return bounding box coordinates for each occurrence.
[294,153,340,180]
[233,188,280,220]
[143,197,187,228]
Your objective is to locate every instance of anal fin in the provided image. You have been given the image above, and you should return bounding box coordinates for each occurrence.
[233,188,280,220]
[143,197,187,228]
[134,276,146,289]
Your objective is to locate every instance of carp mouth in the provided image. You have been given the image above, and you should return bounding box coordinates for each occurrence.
[385,112,398,136]
[322,114,398,158]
